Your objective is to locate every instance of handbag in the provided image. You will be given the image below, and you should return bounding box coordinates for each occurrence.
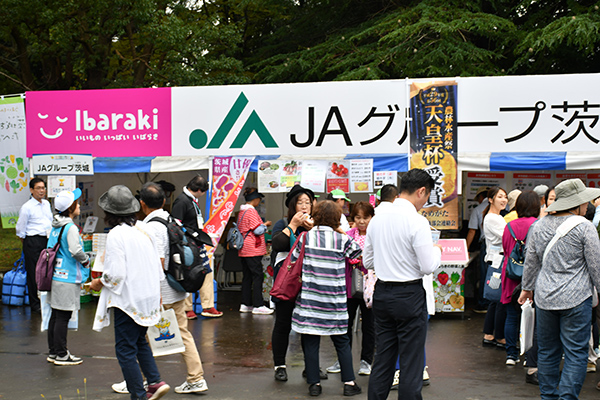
[363,270,377,308]
[351,267,364,299]
[40,291,78,332]
[519,299,535,356]
[483,254,502,303]
[505,222,526,281]
[147,307,186,357]
[36,225,67,291]
[270,232,306,301]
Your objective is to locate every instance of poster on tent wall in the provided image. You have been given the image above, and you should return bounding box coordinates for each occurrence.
[0,96,29,228]
[374,171,397,190]
[587,173,600,188]
[300,161,328,193]
[410,81,458,230]
[463,172,506,221]
[204,156,254,253]
[326,160,350,193]
[512,173,553,192]
[557,172,586,185]
[349,159,373,193]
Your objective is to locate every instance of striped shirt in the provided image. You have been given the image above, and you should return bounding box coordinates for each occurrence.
[291,226,362,336]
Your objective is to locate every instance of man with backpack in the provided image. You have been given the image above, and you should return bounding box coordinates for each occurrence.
[110,182,209,395]
[172,175,222,319]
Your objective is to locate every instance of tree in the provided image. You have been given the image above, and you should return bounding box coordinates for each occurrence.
[0,0,250,93]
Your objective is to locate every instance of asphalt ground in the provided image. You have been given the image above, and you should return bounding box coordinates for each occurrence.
[1,290,600,400]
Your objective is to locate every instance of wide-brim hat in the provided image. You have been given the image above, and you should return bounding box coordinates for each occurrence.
[546,179,600,213]
[98,185,140,215]
[54,188,82,212]
[244,190,265,202]
[285,185,315,208]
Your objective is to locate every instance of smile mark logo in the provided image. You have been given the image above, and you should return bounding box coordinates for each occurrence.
[37,113,69,139]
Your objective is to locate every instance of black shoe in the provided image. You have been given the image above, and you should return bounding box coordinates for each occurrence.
[303,369,328,380]
[275,367,288,382]
[343,383,362,396]
[526,372,539,385]
[309,383,322,396]
[482,338,496,347]
[496,341,506,349]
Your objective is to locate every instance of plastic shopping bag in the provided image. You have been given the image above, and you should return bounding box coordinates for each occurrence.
[520,299,535,356]
[40,292,78,332]
[147,307,185,357]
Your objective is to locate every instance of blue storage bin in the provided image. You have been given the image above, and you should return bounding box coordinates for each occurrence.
[193,280,218,315]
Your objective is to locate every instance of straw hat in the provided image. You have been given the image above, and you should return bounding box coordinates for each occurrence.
[507,189,521,211]
[545,179,600,213]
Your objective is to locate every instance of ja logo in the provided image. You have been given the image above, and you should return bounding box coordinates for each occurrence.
[189,92,278,149]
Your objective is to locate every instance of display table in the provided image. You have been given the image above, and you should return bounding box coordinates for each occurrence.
[433,239,469,313]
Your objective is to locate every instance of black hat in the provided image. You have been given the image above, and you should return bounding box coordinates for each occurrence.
[244,190,265,202]
[285,185,315,208]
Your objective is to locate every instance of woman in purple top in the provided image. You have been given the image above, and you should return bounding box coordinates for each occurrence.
[501,191,540,366]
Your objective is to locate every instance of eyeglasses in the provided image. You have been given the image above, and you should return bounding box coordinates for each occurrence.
[33,186,46,190]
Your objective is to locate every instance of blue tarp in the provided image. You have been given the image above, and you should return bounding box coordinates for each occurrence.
[93,157,153,173]
[489,152,566,171]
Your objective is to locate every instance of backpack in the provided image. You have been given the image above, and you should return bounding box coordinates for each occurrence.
[227,210,251,251]
[36,224,67,291]
[149,215,211,293]
[505,222,527,281]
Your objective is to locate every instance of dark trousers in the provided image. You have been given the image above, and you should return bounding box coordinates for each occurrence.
[23,235,47,311]
[368,281,427,400]
[301,333,355,384]
[272,299,295,366]
[483,301,506,340]
[113,308,161,400]
[477,241,489,308]
[347,297,375,364]
[47,308,71,357]
[240,255,265,308]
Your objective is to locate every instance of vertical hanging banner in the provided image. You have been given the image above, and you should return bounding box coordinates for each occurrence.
[204,156,254,252]
[410,81,458,230]
[0,96,30,228]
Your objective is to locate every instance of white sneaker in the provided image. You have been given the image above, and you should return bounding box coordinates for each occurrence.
[423,366,430,386]
[239,304,254,313]
[506,358,520,366]
[174,379,208,393]
[391,369,400,390]
[111,380,148,394]
[358,360,371,375]
[252,306,274,315]
[54,351,83,366]
[326,360,341,373]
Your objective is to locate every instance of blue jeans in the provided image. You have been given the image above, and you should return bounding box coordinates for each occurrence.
[114,308,162,400]
[537,297,592,400]
[504,304,519,359]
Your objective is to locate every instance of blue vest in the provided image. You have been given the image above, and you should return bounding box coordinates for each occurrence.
[47,223,90,284]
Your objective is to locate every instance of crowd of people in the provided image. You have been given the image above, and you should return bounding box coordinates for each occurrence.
[470,180,600,399]
[16,167,600,399]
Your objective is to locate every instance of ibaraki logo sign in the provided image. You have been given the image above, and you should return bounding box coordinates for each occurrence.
[26,88,171,157]
[188,92,278,149]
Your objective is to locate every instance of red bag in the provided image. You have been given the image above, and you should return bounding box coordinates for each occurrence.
[36,225,67,291]
[270,232,307,301]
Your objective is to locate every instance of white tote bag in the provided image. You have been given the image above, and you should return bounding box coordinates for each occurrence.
[40,291,78,332]
[520,299,535,356]
[147,307,186,357]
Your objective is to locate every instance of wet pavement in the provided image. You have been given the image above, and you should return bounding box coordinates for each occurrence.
[1,291,599,400]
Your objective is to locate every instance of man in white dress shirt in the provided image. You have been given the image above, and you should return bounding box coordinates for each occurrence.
[364,169,442,400]
[15,178,53,313]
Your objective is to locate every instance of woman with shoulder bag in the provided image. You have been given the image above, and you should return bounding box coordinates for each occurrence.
[46,188,90,366]
[237,187,273,315]
[291,200,363,397]
[270,185,318,382]
[482,187,508,349]
[501,191,539,366]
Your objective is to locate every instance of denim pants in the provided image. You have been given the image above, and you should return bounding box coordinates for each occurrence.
[114,308,162,400]
[537,297,592,400]
[504,303,520,359]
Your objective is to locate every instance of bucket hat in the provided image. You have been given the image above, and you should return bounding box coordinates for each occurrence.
[98,185,140,215]
[507,189,521,211]
[285,185,315,208]
[533,184,549,198]
[545,179,600,213]
[54,188,82,212]
[475,186,489,198]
